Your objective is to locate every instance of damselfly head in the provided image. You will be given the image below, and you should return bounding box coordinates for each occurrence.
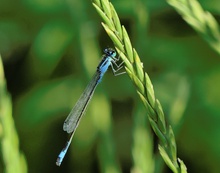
[104,48,116,57]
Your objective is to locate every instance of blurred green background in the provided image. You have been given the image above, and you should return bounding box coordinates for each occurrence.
[1,0,220,173]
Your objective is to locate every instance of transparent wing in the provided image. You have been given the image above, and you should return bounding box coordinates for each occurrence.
[63,71,101,134]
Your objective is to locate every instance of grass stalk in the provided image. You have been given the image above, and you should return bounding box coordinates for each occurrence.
[0,56,28,173]
[167,0,220,55]
[92,0,188,172]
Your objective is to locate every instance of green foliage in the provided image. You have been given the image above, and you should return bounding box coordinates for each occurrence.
[0,57,28,173]
[1,0,220,173]
[93,0,187,172]
[131,103,154,173]
[167,0,220,54]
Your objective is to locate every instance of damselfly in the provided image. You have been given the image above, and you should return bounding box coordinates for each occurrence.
[56,48,124,166]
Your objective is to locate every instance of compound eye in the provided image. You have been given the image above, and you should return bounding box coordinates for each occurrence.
[111,50,115,55]
[103,48,109,54]
[104,48,108,53]
[103,48,116,56]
